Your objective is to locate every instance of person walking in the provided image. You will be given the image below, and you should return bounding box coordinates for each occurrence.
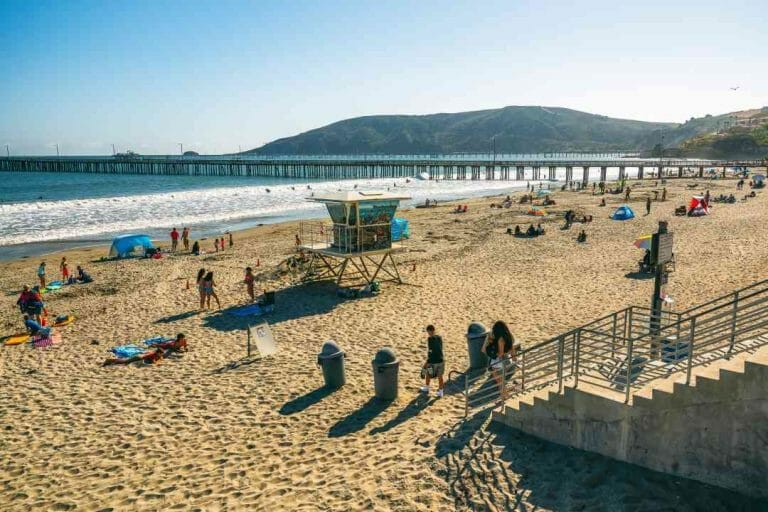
[196,268,206,310]
[170,227,179,252]
[228,232,233,248]
[482,321,516,401]
[419,325,445,397]
[182,227,190,251]
[60,256,69,282]
[37,262,46,288]
[244,267,255,302]
[220,236,225,251]
[645,196,652,216]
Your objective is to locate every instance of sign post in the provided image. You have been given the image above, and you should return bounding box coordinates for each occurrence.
[650,221,673,358]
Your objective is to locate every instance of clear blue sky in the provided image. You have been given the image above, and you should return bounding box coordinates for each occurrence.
[1,0,765,155]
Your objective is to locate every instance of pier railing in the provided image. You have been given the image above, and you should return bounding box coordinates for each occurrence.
[462,278,768,415]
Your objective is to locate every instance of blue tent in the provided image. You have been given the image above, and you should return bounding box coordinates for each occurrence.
[391,218,410,241]
[611,205,635,221]
[109,234,155,259]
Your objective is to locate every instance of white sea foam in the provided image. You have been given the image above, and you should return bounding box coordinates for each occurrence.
[0,176,528,246]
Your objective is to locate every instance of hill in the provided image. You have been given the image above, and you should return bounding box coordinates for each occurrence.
[246,106,675,155]
[676,108,768,158]
[245,106,768,158]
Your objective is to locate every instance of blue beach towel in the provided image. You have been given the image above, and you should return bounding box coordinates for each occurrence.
[109,345,145,358]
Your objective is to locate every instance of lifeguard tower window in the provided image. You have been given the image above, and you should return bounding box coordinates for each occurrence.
[329,199,398,254]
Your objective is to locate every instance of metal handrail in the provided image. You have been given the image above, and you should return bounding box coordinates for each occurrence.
[464,277,768,416]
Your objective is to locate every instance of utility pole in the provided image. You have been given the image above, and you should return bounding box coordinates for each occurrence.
[112,144,116,156]
[178,143,183,156]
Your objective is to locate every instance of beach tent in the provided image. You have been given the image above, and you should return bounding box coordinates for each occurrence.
[753,174,765,184]
[108,234,155,259]
[611,205,635,221]
[688,196,709,217]
[391,217,410,241]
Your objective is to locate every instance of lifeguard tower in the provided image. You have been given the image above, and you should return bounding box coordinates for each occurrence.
[298,190,411,287]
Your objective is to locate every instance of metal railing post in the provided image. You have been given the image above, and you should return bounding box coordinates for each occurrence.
[686,318,697,385]
[729,291,739,354]
[558,335,565,391]
[624,337,634,403]
[574,330,581,388]
[464,371,469,418]
[626,307,633,340]
[521,351,526,391]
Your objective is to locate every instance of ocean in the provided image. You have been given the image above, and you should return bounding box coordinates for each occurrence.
[0,171,543,260]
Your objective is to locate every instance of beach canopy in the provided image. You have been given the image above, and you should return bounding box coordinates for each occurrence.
[688,196,709,216]
[611,205,635,221]
[109,234,154,259]
[391,217,410,241]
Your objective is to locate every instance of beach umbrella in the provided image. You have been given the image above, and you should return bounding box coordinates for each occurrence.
[527,207,547,216]
[633,234,652,250]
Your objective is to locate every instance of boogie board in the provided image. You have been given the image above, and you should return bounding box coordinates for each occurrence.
[5,333,31,346]
[53,315,76,327]
[42,281,63,294]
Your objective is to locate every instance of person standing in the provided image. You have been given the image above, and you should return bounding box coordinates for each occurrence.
[220,236,226,251]
[60,256,69,282]
[170,227,179,252]
[196,268,206,310]
[37,262,46,288]
[202,271,221,309]
[419,325,445,397]
[214,238,220,253]
[645,196,652,216]
[182,227,190,251]
[244,267,255,302]
[228,232,233,248]
[661,187,667,202]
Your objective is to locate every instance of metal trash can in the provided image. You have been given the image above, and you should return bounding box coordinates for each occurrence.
[466,321,490,370]
[317,340,346,388]
[372,347,399,400]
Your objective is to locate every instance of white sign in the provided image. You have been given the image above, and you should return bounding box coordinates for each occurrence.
[249,322,278,357]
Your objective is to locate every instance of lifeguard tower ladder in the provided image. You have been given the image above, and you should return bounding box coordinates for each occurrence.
[298,191,410,287]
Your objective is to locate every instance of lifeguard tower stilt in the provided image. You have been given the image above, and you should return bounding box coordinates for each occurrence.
[297,191,410,288]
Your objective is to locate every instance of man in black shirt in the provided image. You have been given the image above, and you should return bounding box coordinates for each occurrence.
[420,325,445,397]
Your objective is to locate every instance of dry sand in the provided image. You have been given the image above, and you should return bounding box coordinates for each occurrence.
[1,176,767,511]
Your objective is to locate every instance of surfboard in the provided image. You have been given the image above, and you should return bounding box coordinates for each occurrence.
[54,316,76,327]
[4,333,30,346]
[43,281,63,293]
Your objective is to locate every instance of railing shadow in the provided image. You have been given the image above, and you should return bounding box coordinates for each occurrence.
[369,394,432,435]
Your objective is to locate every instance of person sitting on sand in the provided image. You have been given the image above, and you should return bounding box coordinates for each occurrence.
[191,240,200,256]
[76,265,93,283]
[103,347,166,366]
[577,230,587,243]
[599,198,606,207]
[536,223,545,236]
[526,224,536,237]
[514,225,522,236]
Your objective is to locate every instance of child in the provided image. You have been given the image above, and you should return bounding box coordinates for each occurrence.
[60,257,69,282]
[220,237,225,251]
[37,262,46,288]
[244,267,255,302]
[214,238,220,252]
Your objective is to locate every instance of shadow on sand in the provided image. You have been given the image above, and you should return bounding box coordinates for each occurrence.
[369,393,432,435]
[202,281,347,332]
[624,271,655,280]
[279,386,337,416]
[155,310,200,324]
[328,397,391,438]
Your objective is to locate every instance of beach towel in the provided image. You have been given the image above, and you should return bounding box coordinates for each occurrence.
[32,332,61,349]
[143,336,174,347]
[226,304,265,317]
[109,345,145,358]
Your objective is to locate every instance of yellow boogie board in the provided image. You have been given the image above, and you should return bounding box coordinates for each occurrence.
[54,316,76,327]
[5,333,31,346]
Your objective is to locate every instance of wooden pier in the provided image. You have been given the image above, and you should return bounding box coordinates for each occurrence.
[0,156,764,182]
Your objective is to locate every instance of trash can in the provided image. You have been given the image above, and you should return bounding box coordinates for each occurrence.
[317,340,346,389]
[466,321,490,370]
[372,347,399,400]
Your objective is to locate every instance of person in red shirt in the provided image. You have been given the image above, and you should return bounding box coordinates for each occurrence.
[170,227,179,251]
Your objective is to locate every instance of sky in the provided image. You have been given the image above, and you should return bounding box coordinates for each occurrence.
[0,0,766,155]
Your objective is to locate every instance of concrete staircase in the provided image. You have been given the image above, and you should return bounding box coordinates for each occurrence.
[492,345,768,498]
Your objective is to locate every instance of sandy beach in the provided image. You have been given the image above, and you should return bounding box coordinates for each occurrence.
[1,176,767,511]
